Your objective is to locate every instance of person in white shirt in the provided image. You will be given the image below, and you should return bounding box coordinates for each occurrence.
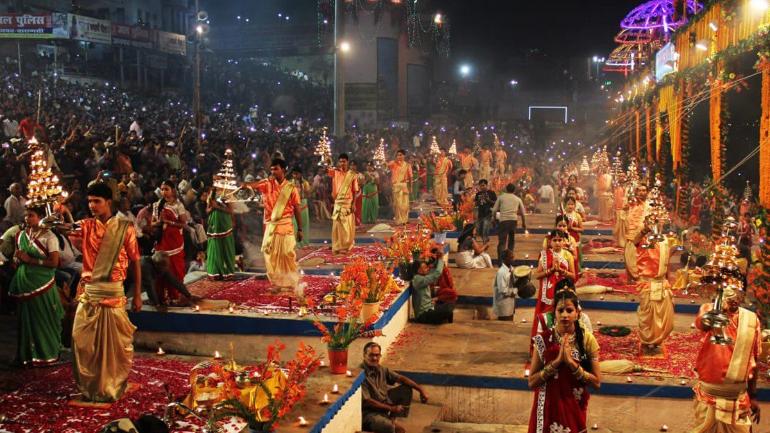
[538,183,555,204]
[129,118,143,138]
[412,134,421,149]
[3,117,19,138]
[493,250,516,320]
[492,183,527,259]
[4,183,27,226]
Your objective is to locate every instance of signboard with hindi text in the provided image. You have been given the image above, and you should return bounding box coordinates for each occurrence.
[67,14,111,44]
[111,23,152,48]
[155,30,186,56]
[0,13,67,39]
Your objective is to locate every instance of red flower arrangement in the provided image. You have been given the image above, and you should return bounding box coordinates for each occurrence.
[338,257,396,303]
[419,212,455,233]
[378,228,435,265]
[205,341,321,431]
[309,274,383,350]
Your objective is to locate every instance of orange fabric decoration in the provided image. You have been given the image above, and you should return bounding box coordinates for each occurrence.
[635,109,641,159]
[659,84,683,170]
[645,105,653,163]
[760,60,770,208]
[710,77,722,182]
[655,102,663,163]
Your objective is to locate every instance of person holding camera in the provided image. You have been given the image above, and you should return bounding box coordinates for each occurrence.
[410,248,454,324]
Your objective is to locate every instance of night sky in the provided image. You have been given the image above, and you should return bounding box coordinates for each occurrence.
[441,0,635,64]
[204,0,634,65]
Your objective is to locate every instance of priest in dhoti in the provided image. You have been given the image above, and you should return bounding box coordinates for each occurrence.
[243,158,303,289]
[613,183,627,247]
[624,184,649,281]
[328,153,359,253]
[389,150,413,225]
[494,146,507,177]
[596,170,614,223]
[634,237,674,350]
[70,182,142,402]
[459,147,478,188]
[433,149,452,207]
[478,146,492,182]
[691,289,760,433]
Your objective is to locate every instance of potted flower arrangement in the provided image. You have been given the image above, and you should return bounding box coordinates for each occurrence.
[419,212,455,244]
[310,295,381,374]
[378,228,433,280]
[338,257,397,322]
[204,342,321,432]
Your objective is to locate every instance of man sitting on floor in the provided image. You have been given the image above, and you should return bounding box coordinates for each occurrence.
[410,249,454,324]
[362,342,429,433]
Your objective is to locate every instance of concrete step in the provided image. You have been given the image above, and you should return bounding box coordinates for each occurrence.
[401,402,443,433]
[423,421,528,433]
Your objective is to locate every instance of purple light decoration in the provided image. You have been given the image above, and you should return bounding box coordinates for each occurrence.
[614,28,654,45]
[620,0,703,31]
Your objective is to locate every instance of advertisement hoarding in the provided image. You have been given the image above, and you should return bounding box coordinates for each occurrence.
[68,14,111,44]
[0,13,67,39]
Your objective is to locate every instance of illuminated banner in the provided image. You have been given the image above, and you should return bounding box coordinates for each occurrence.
[655,42,678,82]
[112,23,152,49]
[68,14,111,44]
[155,30,186,56]
[0,13,68,39]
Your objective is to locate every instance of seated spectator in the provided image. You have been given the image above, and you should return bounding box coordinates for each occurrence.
[434,256,457,310]
[187,251,207,274]
[455,223,493,269]
[125,252,200,310]
[410,249,454,324]
[361,342,429,433]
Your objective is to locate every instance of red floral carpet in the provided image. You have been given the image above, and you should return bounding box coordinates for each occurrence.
[578,270,638,294]
[188,275,402,315]
[578,270,699,299]
[0,357,194,433]
[596,330,702,378]
[597,329,770,382]
[299,245,384,266]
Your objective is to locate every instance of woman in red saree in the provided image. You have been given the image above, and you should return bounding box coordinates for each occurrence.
[152,180,188,304]
[530,231,575,354]
[528,290,601,433]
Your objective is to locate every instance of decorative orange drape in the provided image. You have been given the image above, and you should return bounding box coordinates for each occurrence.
[655,102,663,163]
[645,105,653,163]
[760,60,770,208]
[709,77,722,182]
[635,109,641,159]
[659,84,683,170]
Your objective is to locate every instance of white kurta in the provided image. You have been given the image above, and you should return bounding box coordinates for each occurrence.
[493,263,515,317]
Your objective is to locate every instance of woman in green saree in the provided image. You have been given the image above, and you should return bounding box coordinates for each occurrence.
[206,187,236,279]
[10,206,64,366]
[362,161,380,224]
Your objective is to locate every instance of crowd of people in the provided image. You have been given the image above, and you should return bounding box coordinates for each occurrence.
[1,56,765,433]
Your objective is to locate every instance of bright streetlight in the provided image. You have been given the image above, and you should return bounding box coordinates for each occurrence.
[433,13,443,25]
[509,79,518,86]
[459,64,471,77]
[751,0,769,12]
[339,41,351,53]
